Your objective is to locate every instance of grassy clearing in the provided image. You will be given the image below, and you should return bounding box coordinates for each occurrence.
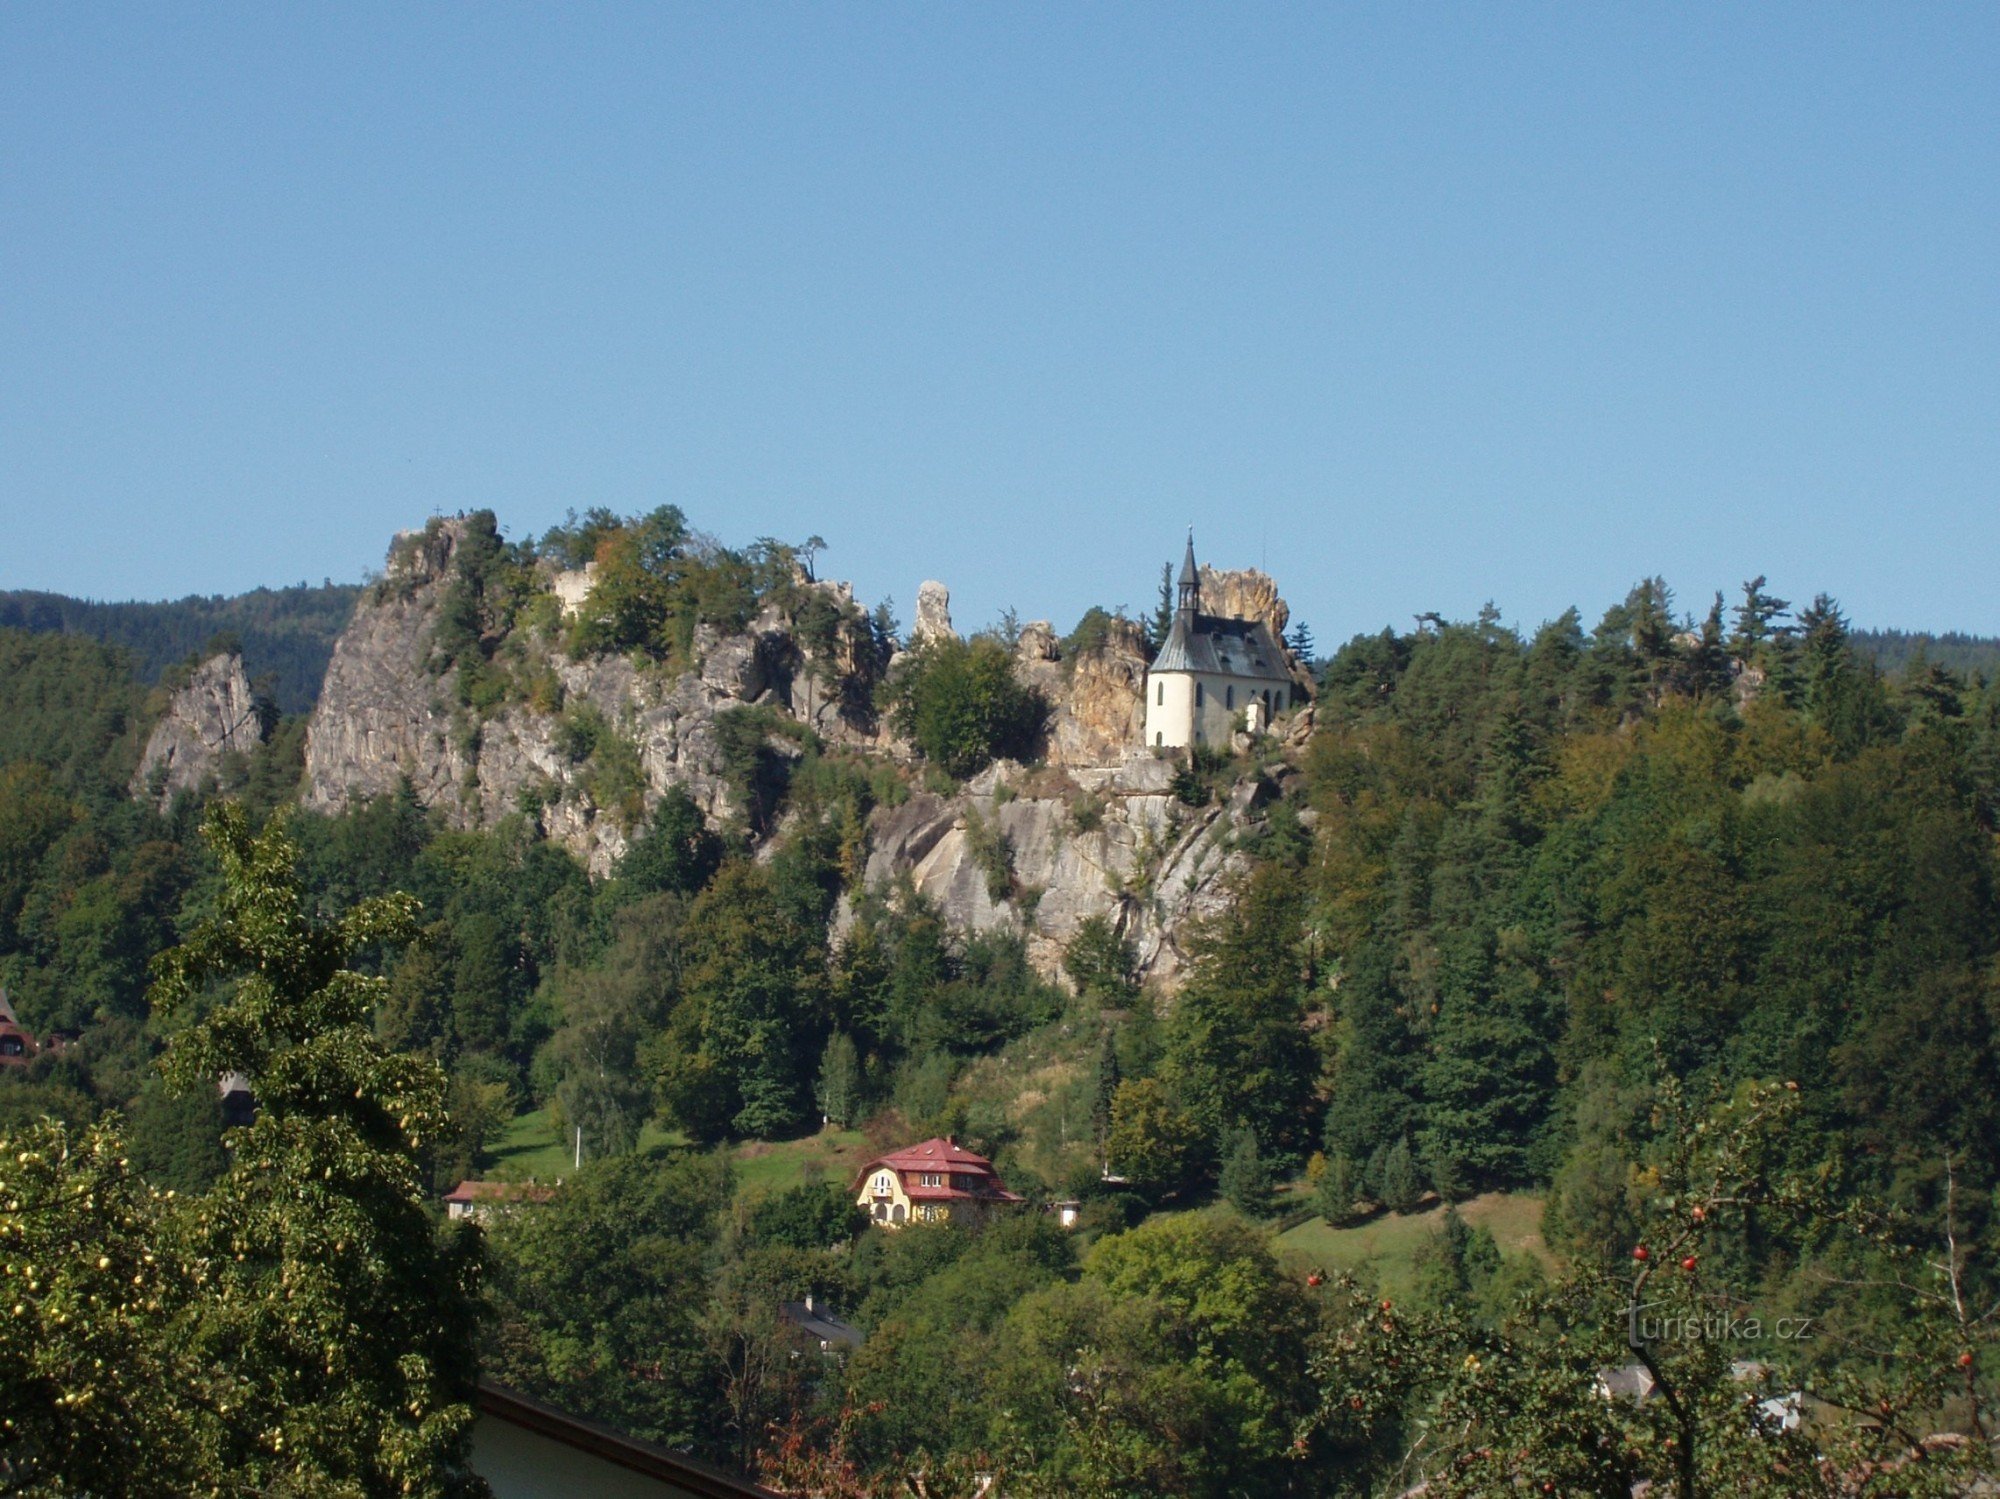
[1274,1191,1551,1297]
[487,1106,678,1182]
[730,1127,872,1204]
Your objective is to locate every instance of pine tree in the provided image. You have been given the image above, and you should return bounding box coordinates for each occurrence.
[1218,1127,1275,1216]
[1313,1151,1357,1224]
[1378,1135,1422,1213]
[1092,1027,1121,1161]
[815,1031,863,1127]
[1148,562,1174,651]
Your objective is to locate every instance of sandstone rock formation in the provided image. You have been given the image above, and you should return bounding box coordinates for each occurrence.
[300,517,1308,986]
[852,752,1276,987]
[1196,564,1288,637]
[913,581,956,643]
[131,652,267,808]
[304,520,885,876]
[1014,617,1150,769]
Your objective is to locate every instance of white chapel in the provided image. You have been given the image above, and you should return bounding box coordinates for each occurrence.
[1143,534,1298,750]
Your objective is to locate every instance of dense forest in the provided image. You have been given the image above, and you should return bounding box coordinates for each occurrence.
[4,536,1999,1494]
[0,580,360,713]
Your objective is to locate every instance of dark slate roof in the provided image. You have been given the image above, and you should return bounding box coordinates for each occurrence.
[1151,611,1294,683]
[779,1302,865,1349]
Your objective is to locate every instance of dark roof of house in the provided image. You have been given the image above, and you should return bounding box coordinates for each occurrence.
[476,1381,782,1497]
[778,1303,864,1349]
[1150,610,1293,682]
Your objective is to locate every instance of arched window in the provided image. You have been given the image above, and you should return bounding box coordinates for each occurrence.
[1155,731,1163,746]
[1156,682,1164,706]
[892,1203,906,1224]
[1195,683,1204,708]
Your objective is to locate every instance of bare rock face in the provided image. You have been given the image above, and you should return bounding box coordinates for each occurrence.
[1016,620,1058,663]
[913,581,956,643]
[303,520,476,816]
[855,755,1258,990]
[304,520,883,876]
[1197,564,1288,637]
[1015,617,1149,769]
[132,653,266,808]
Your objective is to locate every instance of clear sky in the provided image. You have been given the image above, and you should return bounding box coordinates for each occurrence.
[3,5,1996,647]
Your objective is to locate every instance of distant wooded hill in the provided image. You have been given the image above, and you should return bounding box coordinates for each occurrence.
[1850,628,2000,678]
[0,583,359,715]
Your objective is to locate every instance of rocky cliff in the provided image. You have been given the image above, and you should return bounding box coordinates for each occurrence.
[132,652,267,808]
[302,518,1309,983]
[303,518,879,876]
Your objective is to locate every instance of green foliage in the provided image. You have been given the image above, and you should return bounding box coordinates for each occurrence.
[749,1180,866,1251]
[1063,915,1137,1008]
[0,582,360,715]
[0,805,485,1495]
[648,861,829,1143]
[1059,605,1124,662]
[0,628,149,788]
[963,804,1015,902]
[882,635,1048,779]
[145,804,486,1495]
[1218,1126,1276,1216]
[989,1210,1321,1496]
[485,1146,735,1450]
[1105,1077,1204,1195]
[814,1030,863,1127]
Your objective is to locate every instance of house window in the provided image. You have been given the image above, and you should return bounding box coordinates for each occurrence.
[1195,683,1204,708]
[1156,682,1163,706]
[1225,685,1234,709]
[892,1203,906,1224]
[1155,731,1163,746]
[873,1173,892,1194]
[1277,690,1286,711]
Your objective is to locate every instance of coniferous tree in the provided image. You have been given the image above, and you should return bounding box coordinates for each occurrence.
[1148,561,1174,652]
[815,1031,863,1127]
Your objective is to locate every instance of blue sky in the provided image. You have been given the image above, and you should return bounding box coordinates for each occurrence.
[3,5,1996,647]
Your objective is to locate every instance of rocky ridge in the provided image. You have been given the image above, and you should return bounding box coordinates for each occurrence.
[299,517,1311,984]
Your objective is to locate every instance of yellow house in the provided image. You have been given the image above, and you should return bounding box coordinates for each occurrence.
[852,1137,1022,1228]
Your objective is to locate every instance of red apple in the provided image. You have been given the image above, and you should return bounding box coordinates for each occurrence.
[1633,1246,1650,1261]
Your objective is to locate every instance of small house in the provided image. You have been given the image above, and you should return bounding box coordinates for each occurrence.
[777,1294,864,1356]
[444,1179,556,1223]
[852,1137,1021,1228]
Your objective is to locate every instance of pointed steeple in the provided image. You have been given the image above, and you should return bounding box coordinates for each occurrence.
[1177,529,1200,615]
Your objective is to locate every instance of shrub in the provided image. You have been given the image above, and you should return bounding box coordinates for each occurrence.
[881,637,1047,780]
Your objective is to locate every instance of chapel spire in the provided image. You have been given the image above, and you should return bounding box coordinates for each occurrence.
[1177,528,1200,615]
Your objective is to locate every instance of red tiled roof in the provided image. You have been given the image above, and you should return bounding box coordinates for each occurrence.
[865,1137,998,1173]
[852,1137,1022,1200]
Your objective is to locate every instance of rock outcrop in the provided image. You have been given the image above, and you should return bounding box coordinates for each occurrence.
[1197,564,1288,637]
[132,653,266,808]
[1015,618,1150,769]
[853,753,1275,987]
[304,520,891,877]
[913,581,956,643]
[301,518,1307,986]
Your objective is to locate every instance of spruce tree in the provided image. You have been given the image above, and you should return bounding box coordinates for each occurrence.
[1148,561,1174,651]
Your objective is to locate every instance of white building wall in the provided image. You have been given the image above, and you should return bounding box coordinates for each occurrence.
[1143,671,1294,750]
